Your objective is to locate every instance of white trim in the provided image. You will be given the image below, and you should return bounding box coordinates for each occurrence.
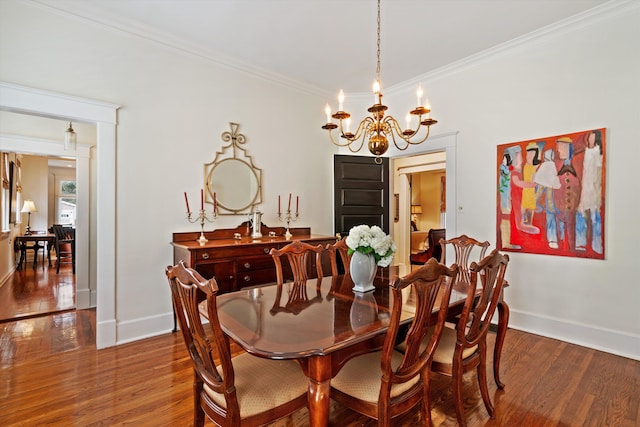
[0,81,120,349]
[510,308,640,361]
[115,311,175,345]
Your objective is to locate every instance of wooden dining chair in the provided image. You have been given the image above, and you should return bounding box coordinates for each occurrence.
[51,224,75,274]
[430,249,509,427]
[439,234,490,281]
[329,258,458,427]
[269,240,325,284]
[326,237,351,277]
[166,261,309,427]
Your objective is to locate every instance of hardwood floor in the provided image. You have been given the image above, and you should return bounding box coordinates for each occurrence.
[1,271,638,426]
[0,259,75,321]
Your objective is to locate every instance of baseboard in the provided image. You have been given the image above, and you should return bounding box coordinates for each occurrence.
[115,311,175,345]
[509,309,640,361]
[76,288,91,309]
[96,318,116,349]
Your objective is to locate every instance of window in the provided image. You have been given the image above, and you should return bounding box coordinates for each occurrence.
[57,179,76,225]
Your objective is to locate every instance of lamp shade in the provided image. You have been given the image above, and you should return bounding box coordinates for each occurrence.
[21,200,37,213]
[411,205,422,215]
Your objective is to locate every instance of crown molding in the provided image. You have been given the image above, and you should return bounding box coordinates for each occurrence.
[28,0,329,98]
[388,0,637,94]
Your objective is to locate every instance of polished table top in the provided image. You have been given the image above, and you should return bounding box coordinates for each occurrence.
[210,268,470,359]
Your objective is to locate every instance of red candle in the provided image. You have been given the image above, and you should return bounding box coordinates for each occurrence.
[200,189,204,211]
[184,192,190,213]
[288,193,292,211]
[278,195,281,214]
[296,196,299,215]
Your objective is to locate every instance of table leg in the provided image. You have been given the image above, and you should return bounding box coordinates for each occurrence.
[307,356,331,427]
[32,243,41,269]
[494,300,510,389]
[17,244,26,270]
[47,241,52,267]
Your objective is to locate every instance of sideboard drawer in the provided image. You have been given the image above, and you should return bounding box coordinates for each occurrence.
[237,268,277,288]
[236,255,274,272]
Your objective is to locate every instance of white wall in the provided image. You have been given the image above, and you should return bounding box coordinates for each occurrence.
[386,2,640,359]
[0,0,336,344]
[0,0,637,359]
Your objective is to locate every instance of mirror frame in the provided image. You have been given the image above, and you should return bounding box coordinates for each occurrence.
[204,123,262,215]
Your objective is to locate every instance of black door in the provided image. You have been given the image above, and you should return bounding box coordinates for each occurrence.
[334,155,390,236]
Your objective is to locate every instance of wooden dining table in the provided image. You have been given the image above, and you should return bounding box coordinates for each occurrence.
[204,267,509,427]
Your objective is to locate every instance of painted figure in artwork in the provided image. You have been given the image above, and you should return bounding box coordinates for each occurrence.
[498,149,517,249]
[534,148,561,249]
[575,129,603,254]
[522,142,542,233]
[506,145,539,248]
[554,137,582,252]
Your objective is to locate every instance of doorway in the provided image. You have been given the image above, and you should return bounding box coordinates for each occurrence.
[391,131,458,269]
[0,81,119,348]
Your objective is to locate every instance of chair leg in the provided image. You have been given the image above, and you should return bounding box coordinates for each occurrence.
[193,374,205,427]
[421,371,433,427]
[494,301,510,389]
[452,358,467,427]
[477,343,495,418]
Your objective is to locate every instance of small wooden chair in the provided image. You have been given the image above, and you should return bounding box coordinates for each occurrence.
[329,258,458,427]
[326,237,351,277]
[439,234,489,281]
[51,224,75,274]
[166,261,309,427]
[269,240,325,285]
[430,249,509,427]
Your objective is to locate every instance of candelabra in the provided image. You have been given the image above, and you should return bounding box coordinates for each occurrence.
[186,208,217,245]
[278,209,299,240]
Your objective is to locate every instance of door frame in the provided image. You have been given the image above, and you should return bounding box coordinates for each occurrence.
[0,82,119,349]
[391,131,458,269]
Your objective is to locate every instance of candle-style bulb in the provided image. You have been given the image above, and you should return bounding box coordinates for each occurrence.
[405,114,411,130]
[424,99,431,117]
[345,118,351,133]
[372,80,380,94]
[416,84,423,107]
[325,103,332,123]
[338,90,345,111]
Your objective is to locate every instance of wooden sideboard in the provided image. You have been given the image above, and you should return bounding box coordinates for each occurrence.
[171,222,337,294]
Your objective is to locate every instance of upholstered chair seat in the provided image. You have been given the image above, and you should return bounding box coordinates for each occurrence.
[204,354,308,418]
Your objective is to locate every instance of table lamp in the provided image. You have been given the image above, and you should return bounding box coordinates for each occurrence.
[21,200,37,235]
[411,204,422,223]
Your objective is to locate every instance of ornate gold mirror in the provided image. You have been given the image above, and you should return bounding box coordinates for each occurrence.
[204,123,262,214]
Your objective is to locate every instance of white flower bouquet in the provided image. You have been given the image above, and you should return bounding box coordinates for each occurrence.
[345,225,396,268]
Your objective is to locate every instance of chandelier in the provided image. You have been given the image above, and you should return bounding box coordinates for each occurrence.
[322,0,437,157]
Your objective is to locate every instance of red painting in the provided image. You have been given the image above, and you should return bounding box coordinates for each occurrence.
[496,129,606,259]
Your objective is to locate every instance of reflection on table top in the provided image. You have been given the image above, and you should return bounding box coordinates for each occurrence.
[204,268,471,360]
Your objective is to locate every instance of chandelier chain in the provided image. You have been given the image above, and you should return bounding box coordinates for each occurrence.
[376,0,381,85]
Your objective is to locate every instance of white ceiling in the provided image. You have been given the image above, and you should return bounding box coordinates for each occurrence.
[34,0,610,95]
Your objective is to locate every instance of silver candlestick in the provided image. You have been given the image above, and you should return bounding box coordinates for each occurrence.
[278,209,299,239]
[186,208,217,244]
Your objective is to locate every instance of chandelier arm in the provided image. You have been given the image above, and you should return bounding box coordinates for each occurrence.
[327,128,356,147]
[345,118,374,152]
[384,116,433,150]
[347,136,367,153]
